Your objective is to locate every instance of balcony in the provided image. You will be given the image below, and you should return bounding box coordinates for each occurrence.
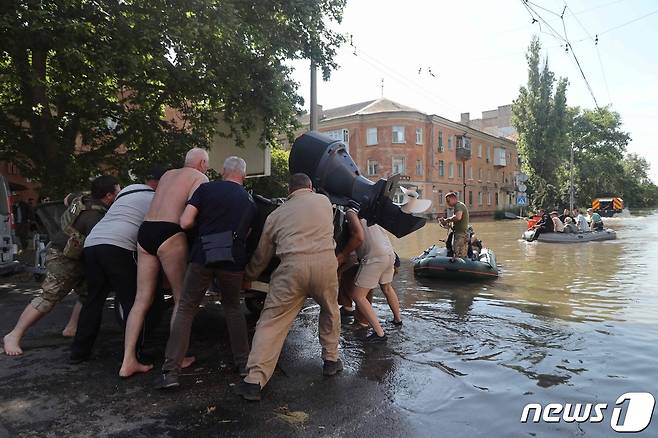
[456,135,472,161]
[494,147,507,167]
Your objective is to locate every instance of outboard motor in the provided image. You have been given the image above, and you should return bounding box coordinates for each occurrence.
[289,131,426,238]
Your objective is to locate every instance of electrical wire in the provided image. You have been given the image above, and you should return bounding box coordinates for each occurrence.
[563,2,612,105]
[521,0,600,108]
[598,8,658,35]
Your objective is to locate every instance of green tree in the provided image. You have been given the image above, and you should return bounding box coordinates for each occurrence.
[245,147,290,199]
[567,107,630,205]
[0,0,346,196]
[619,153,658,208]
[512,37,569,208]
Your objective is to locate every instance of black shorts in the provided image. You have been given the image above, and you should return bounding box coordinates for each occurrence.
[137,221,183,255]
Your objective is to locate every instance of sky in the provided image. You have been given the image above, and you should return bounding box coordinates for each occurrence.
[289,0,658,181]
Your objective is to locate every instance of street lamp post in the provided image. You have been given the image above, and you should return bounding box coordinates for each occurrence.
[310,60,318,131]
[569,142,575,212]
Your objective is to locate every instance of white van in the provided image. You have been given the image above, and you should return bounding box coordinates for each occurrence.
[0,175,20,275]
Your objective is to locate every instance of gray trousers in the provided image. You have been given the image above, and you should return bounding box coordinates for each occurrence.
[163,263,249,373]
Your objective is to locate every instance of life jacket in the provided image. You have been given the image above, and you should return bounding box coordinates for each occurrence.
[60,195,107,259]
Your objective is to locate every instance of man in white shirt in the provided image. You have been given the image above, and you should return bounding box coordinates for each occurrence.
[573,208,589,232]
[70,169,163,363]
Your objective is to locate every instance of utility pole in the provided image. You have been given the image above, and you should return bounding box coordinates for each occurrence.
[310,60,318,131]
[463,161,467,203]
[380,78,384,97]
[569,142,575,212]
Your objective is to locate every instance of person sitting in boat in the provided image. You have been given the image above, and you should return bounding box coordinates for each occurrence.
[468,227,483,260]
[563,216,578,233]
[573,208,589,232]
[559,208,571,223]
[551,211,565,232]
[528,211,554,241]
[587,208,604,231]
[527,209,545,230]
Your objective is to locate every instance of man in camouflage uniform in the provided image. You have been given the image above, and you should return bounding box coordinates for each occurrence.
[440,191,470,259]
[2,176,120,356]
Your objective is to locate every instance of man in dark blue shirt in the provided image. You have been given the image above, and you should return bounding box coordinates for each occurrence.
[157,156,257,389]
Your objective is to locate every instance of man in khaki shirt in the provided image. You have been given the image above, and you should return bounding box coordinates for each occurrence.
[237,173,342,401]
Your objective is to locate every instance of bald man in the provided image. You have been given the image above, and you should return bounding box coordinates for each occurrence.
[119,148,209,378]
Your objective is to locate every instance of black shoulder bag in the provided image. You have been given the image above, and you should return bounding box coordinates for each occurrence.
[201,201,253,268]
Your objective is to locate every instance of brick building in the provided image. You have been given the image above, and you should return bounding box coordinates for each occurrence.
[0,161,39,203]
[298,98,520,216]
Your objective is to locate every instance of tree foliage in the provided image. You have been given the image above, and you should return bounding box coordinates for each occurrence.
[245,146,289,199]
[512,37,569,208]
[0,0,346,196]
[513,37,657,209]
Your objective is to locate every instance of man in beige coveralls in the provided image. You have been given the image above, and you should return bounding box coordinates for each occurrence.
[236,173,342,401]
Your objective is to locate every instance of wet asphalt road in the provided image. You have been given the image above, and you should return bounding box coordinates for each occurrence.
[0,276,411,438]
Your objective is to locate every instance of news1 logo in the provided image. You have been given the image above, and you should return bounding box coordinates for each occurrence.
[520,392,655,432]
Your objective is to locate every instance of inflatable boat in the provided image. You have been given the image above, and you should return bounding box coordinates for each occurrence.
[522,229,617,243]
[412,245,499,280]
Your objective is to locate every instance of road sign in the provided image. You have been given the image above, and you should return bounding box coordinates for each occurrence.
[516,194,527,206]
[517,173,529,182]
[517,183,527,193]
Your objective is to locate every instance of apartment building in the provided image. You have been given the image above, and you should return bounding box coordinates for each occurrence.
[299,98,520,216]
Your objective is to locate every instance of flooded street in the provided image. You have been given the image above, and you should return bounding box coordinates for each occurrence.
[352,211,658,436]
[2,213,657,437]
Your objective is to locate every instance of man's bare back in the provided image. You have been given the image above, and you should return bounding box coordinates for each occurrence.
[145,168,208,223]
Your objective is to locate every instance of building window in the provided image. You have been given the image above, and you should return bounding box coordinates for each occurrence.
[486,145,491,162]
[415,159,423,176]
[487,170,491,182]
[367,160,378,176]
[438,131,444,152]
[495,192,499,205]
[478,168,482,180]
[438,160,445,177]
[448,162,454,178]
[438,190,444,205]
[448,136,453,150]
[392,157,406,174]
[416,128,423,144]
[458,163,462,178]
[392,126,405,144]
[468,191,473,205]
[467,166,472,180]
[325,128,350,152]
[478,144,482,158]
[487,192,492,205]
[478,192,483,205]
[366,128,378,146]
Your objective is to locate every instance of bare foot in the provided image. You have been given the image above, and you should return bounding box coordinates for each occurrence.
[3,333,23,356]
[119,360,153,378]
[181,356,196,369]
[62,326,77,337]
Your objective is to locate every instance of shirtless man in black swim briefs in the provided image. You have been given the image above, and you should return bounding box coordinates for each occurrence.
[119,148,209,378]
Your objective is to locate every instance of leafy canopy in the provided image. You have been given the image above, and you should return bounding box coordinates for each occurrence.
[0,0,346,196]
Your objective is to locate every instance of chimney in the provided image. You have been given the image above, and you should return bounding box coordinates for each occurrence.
[316,104,324,120]
[460,112,470,124]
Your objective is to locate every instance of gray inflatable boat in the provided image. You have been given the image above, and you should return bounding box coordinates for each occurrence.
[522,229,617,243]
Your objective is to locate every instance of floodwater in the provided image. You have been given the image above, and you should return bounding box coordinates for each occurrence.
[348,211,658,437]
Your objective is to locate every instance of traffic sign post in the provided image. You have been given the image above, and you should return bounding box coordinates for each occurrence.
[516,194,527,206]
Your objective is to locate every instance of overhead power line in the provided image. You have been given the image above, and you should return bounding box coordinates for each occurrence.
[521,0,600,108]
[598,8,658,35]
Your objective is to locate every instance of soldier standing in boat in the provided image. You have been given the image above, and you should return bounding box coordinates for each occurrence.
[440,192,470,260]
